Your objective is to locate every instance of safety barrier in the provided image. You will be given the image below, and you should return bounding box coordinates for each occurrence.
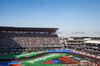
[69,49,100,59]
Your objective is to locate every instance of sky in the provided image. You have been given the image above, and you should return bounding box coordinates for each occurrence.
[0,0,100,37]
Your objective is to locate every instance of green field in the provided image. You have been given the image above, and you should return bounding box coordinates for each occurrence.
[20,53,87,66]
[21,53,67,66]
[0,51,88,66]
[0,51,47,59]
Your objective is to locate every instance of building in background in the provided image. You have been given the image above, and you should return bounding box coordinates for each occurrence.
[84,41,100,56]
[62,37,100,56]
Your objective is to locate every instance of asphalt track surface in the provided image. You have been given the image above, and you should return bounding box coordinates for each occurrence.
[0,52,100,62]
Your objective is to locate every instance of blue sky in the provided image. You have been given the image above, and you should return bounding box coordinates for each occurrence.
[0,0,100,37]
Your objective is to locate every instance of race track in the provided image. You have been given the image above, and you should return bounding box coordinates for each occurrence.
[0,52,100,62]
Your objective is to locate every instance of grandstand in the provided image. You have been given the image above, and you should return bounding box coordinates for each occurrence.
[64,37,100,53]
[0,26,62,53]
[84,41,100,57]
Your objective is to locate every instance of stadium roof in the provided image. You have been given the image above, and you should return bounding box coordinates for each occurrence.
[0,26,59,34]
[85,40,100,44]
